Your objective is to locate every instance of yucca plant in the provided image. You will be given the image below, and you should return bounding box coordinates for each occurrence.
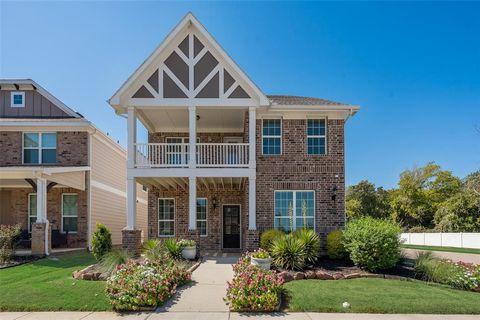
[293,228,320,265]
[270,234,306,270]
[142,239,167,262]
[163,238,183,260]
[98,249,131,274]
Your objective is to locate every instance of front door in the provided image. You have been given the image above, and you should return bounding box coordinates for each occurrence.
[223,205,240,249]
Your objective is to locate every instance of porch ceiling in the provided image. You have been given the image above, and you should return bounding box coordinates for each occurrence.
[139,108,245,133]
[137,177,247,191]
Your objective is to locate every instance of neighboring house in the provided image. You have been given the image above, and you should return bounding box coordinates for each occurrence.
[0,79,147,255]
[108,13,359,255]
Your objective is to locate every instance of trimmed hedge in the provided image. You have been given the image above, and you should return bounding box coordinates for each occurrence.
[326,229,348,260]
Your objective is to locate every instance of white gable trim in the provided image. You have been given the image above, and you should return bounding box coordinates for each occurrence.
[109,12,269,112]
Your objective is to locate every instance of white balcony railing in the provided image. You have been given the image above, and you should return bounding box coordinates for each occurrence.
[135,143,249,168]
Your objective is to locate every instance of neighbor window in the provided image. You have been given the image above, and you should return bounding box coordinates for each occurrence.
[158,198,175,237]
[307,119,326,155]
[11,92,25,108]
[196,198,208,236]
[28,193,37,233]
[274,191,315,232]
[262,119,281,155]
[62,194,78,233]
[23,132,57,164]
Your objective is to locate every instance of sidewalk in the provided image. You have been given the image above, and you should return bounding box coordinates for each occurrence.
[402,248,480,264]
[1,312,480,320]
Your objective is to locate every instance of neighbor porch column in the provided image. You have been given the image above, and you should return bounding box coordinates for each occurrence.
[188,105,196,168]
[127,107,137,169]
[32,177,50,255]
[248,106,256,169]
[248,176,256,230]
[189,177,197,230]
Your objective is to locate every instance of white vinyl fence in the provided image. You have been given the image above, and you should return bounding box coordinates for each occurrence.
[401,233,480,249]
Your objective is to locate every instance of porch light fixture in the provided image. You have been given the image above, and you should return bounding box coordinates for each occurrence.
[212,197,218,209]
[331,186,338,201]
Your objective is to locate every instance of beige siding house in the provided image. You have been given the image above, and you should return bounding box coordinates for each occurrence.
[0,79,147,255]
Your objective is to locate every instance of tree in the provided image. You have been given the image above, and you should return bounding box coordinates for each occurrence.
[464,171,480,195]
[434,191,480,232]
[346,180,391,220]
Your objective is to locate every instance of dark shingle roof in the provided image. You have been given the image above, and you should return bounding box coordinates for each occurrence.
[267,95,347,106]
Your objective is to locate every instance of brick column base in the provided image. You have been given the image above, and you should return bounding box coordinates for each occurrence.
[31,222,51,256]
[245,230,260,252]
[122,229,142,257]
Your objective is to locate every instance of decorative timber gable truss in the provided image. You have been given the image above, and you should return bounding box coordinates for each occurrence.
[109,13,270,112]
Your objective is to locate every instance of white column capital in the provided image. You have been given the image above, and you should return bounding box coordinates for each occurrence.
[188,105,196,112]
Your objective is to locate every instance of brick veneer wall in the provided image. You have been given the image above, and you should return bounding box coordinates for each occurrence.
[147,186,247,253]
[5,187,88,247]
[255,118,346,250]
[0,131,88,166]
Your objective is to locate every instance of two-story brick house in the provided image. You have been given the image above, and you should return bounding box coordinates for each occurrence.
[108,13,359,255]
[0,79,147,255]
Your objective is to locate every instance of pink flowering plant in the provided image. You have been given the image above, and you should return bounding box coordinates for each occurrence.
[105,259,191,310]
[225,253,284,312]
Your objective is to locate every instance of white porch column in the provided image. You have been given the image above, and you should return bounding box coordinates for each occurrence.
[248,177,256,230]
[188,106,196,168]
[127,107,137,169]
[188,177,196,230]
[36,178,47,223]
[248,106,256,168]
[126,178,137,230]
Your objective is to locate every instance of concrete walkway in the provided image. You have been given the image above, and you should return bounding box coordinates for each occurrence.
[1,312,480,320]
[402,248,480,264]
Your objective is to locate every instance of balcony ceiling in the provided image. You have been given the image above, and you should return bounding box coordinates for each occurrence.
[140,108,245,133]
[137,177,247,191]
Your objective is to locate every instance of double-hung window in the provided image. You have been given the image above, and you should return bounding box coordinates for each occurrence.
[23,132,57,164]
[307,119,326,155]
[262,119,281,155]
[28,193,37,233]
[11,92,25,108]
[165,137,199,165]
[196,198,208,236]
[158,198,175,237]
[274,191,315,232]
[62,194,78,233]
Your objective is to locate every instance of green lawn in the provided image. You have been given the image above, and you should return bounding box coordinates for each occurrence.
[0,252,111,311]
[402,244,480,254]
[284,279,480,314]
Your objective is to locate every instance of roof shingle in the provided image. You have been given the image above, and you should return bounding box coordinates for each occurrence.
[267,95,348,106]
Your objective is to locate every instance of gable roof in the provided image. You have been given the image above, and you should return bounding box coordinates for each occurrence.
[109,12,270,111]
[0,79,82,118]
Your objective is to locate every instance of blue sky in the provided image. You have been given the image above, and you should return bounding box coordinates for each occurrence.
[1,1,479,189]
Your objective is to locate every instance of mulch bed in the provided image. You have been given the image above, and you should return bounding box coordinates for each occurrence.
[0,255,40,269]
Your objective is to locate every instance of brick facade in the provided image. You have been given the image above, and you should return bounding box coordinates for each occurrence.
[3,187,89,248]
[0,131,88,166]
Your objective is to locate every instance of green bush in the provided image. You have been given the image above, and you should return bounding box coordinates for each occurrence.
[271,234,306,270]
[163,238,183,260]
[326,229,348,260]
[0,224,21,264]
[343,217,401,272]
[292,229,320,265]
[260,229,284,251]
[99,249,131,274]
[91,223,112,261]
[143,239,168,263]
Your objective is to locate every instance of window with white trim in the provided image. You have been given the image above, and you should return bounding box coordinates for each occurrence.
[23,132,57,164]
[262,119,281,155]
[28,193,37,233]
[165,137,199,165]
[196,198,208,236]
[274,191,315,232]
[62,194,78,233]
[11,92,25,108]
[307,119,326,155]
[158,198,175,237]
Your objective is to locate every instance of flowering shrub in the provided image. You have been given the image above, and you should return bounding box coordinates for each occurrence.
[225,253,283,312]
[414,252,480,291]
[105,259,191,310]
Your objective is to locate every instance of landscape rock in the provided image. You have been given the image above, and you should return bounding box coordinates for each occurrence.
[344,272,362,279]
[305,271,316,279]
[333,272,345,280]
[278,271,293,283]
[315,270,334,280]
[294,272,305,280]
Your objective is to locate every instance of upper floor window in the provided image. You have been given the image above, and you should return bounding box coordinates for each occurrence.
[274,190,315,232]
[11,92,25,108]
[307,119,326,155]
[23,133,57,164]
[262,119,281,155]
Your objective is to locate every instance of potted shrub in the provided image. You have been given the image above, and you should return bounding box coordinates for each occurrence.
[179,239,196,260]
[250,249,272,270]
